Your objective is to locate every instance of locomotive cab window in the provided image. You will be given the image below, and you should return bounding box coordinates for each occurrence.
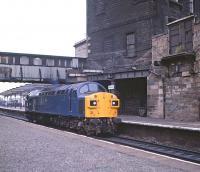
[79,83,106,94]
[80,85,89,94]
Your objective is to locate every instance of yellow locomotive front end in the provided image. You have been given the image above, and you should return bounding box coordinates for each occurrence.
[82,92,120,135]
[85,92,119,118]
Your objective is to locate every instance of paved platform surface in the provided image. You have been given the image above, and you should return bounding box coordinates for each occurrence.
[0,115,200,172]
[119,115,200,132]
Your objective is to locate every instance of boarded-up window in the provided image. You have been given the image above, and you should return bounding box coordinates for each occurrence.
[0,56,9,64]
[46,59,54,66]
[169,17,193,54]
[20,56,29,65]
[127,33,136,57]
[96,0,105,15]
[189,0,194,13]
[104,37,113,52]
[33,58,42,66]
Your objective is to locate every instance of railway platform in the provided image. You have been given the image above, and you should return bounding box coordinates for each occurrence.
[119,115,200,152]
[0,115,199,172]
[119,115,200,132]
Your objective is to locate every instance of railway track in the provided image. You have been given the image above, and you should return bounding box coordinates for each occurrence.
[99,136,200,164]
[0,109,200,164]
[0,109,28,122]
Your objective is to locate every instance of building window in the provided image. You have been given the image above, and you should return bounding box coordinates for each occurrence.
[171,0,179,3]
[189,0,194,14]
[104,36,113,52]
[46,59,54,66]
[20,56,29,65]
[33,58,42,66]
[71,59,78,68]
[58,59,61,66]
[126,33,136,57]
[96,0,105,15]
[64,60,68,67]
[0,56,9,64]
[13,57,16,64]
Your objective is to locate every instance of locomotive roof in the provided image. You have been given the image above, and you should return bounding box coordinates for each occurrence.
[28,82,104,97]
[48,82,100,92]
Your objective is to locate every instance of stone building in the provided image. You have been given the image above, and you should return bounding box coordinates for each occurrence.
[86,0,200,121]
[74,39,88,58]
[150,15,200,121]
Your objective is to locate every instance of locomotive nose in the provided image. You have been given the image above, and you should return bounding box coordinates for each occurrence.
[85,92,120,118]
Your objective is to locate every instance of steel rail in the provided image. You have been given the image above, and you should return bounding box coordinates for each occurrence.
[98,136,200,164]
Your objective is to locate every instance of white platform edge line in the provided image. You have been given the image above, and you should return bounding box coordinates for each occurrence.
[122,120,200,132]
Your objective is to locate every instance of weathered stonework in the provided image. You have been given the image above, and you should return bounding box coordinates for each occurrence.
[147,33,168,119]
[150,21,200,122]
[74,39,88,58]
[86,0,190,72]
[152,34,169,62]
[86,0,200,120]
[164,76,200,121]
[147,73,164,118]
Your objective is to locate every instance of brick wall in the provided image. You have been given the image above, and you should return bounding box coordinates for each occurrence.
[86,0,187,72]
[86,0,159,72]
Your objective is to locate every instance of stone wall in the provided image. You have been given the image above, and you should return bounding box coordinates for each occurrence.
[147,34,168,119]
[149,22,200,121]
[74,40,88,58]
[193,22,200,61]
[152,34,169,62]
[147,75,164,118]
[165,76,200,121]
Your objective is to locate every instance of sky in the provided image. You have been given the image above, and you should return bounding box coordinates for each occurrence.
[0,82,27,94]
[0,0,86,93]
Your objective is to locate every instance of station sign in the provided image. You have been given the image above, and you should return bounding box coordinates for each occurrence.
[108,84,115,90]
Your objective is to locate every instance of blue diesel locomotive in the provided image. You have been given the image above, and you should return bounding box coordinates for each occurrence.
[25,82,120,135]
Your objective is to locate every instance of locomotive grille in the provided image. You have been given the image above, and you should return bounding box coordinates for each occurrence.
[79,99,85,114]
